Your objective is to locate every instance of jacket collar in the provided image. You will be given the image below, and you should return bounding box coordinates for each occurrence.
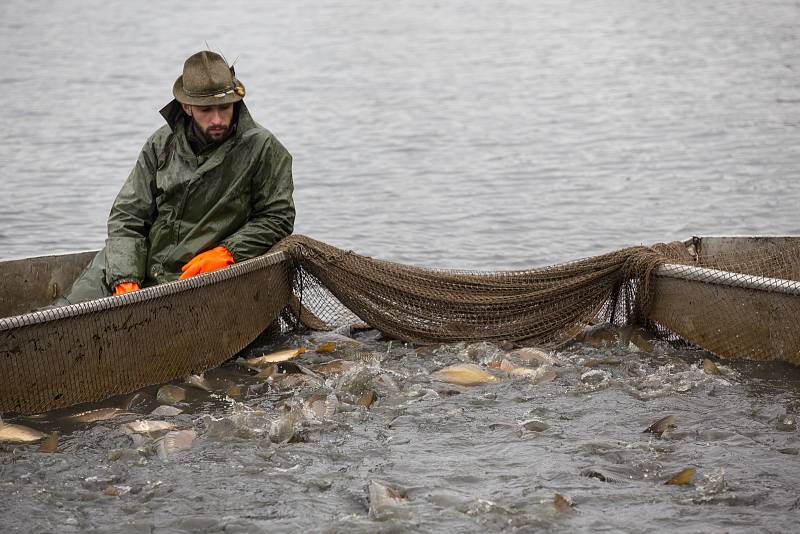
[159,100,256,170]
[158,99,258,137]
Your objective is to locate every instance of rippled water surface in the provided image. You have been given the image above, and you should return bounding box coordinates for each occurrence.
[1,0,799,532]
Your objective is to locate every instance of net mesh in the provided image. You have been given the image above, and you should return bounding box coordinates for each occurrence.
[274,235,800,365]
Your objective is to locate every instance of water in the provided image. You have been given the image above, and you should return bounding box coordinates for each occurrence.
[1,0,799,531]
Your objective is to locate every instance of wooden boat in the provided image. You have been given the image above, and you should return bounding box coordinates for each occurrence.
[2,235,797,414]
[0,249,292,414]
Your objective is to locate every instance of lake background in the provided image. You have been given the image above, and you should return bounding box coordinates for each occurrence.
[1,0,798,268]
[1,1,799,532]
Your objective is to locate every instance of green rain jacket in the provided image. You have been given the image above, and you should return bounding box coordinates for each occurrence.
[62,101,294,304]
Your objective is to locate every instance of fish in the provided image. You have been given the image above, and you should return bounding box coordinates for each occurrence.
[368,480,408,520]
[664,467,696,485]
[534,368,558,383]
[0,422,47,444]
[244,347,307,366]
[310,359,355,376]
[620,326,655,353]
[496,359,556,383]
[702,358,721,375]
[306,393,338,419]
[520,419,549,432]
[185,374,214,392]
[225,385,244,399]
[123,392,153,412]
[65,407,129,424]
[580,369,610,386]
[155,429,196,461]
[269,405,301,443]
[37,432,58,453]
[306,394,327,419]
[156,385,187,405]
[121,420,177,435]
[509,347,556,367]
[431,364,500,386]
[150,405,183,417]
[357,390,377,409]
[315,341,337,353]
[644,415,676,436]
[271,373,320,391]
[310,332,363,348]
[553,493,574,512]
[578,323,619,348]
[254,365,277,380]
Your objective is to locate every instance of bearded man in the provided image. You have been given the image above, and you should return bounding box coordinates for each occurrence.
[59,51,295,304]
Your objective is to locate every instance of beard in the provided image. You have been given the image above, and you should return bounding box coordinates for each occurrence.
[202,122,232,142]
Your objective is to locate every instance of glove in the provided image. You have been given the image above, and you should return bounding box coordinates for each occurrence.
[113,282,140,296]
[179,246,235,279]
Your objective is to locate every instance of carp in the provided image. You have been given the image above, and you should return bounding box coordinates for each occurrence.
[665,467,696,485]
[155,429,196,461]
[702,358,721,375]
[122,420,177,435]
[65,407,130,423]
[357,390,377,409]
[0,422,47,444]
[644,415,676,437]
[156,385,187,405]
[508,347,557,366]
[314,342,337,353]
[269,404,302,443]
[432,363,500,386]
[37,433,58,453]
[306,392,338,419]
[150,405,183,417]
[244,348,307,366]
[310,359,355,376]
[368,480,408,520]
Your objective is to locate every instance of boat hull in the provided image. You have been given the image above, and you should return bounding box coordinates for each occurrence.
[0,251,291,414]
[649,236,800,365]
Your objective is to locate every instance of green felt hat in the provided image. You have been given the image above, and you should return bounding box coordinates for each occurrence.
[173,51,245,106]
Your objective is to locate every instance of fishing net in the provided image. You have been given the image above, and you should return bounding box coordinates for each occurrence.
[3,235,799,414]
[274,235,800,365]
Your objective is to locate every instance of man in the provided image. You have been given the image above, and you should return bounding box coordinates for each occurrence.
[59,51,295,304]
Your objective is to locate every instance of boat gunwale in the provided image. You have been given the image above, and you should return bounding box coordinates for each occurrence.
[655,263,800,296]
[0,250,290,331]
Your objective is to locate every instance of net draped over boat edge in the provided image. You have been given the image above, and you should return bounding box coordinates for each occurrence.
[276,235,800,363]
[2,234,799,414]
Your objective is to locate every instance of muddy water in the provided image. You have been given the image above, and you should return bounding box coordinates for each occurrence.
[1,0,800,532]
[2,332,800,532]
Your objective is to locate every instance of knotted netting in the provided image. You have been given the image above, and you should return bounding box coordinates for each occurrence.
[274,235,800,365]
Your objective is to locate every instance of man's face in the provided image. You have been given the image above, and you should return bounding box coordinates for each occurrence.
[181,103,234,141]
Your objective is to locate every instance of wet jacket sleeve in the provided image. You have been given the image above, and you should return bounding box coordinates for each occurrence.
[104,141,158,287]
[220,137,295,261]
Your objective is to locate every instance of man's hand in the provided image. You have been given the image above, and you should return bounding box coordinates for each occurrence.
[113,282,140,296]
[179,246,235,279]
